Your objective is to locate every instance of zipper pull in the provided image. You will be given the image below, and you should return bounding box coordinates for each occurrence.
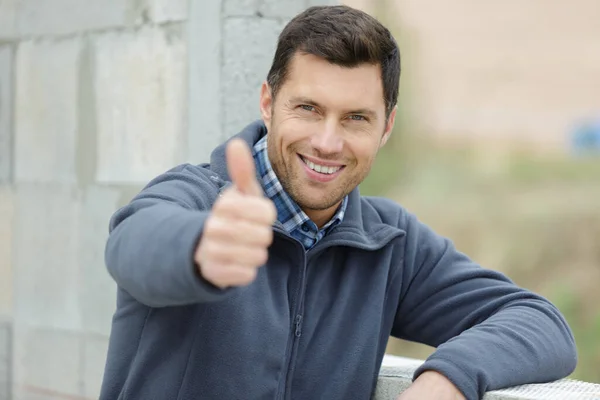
[295,315,303,337]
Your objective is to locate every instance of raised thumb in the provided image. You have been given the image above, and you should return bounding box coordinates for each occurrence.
[226,139,262,196]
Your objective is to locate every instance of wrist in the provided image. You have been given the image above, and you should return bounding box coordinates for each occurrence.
[416,371,465,400]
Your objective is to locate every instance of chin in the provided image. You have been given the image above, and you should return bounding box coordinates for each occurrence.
[297,192,343,212]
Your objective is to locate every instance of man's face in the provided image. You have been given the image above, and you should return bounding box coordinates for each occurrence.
[260,53,396,225]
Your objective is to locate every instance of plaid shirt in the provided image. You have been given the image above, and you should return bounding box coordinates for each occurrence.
[252,135,347,250]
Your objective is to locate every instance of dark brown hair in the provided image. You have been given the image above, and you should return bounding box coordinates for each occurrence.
[266,5,401,117]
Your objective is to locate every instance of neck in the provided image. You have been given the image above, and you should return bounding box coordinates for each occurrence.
[303,201,342,229]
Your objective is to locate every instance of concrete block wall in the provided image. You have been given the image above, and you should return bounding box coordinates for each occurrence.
[0,0,336,399]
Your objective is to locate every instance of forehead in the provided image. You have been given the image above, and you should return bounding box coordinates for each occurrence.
[280,53,386,112]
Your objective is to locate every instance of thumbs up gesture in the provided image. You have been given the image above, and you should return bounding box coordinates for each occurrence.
[195,139,277,288]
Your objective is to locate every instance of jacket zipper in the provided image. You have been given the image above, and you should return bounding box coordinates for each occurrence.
[274,226,403,399]
[282,276,307,399]
[273,228,307,400]
[294,315,303,337]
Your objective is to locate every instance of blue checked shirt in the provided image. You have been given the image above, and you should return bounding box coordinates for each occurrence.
[252,135,347,250]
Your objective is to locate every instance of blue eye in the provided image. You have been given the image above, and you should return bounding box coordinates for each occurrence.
[349,114,366,121]
[300,105,315,112]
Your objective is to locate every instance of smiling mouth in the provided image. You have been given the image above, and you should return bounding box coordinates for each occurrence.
[299,155,344,175]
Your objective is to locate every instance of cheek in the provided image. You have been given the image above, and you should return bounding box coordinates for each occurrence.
[347,139,379,167]
[280,124,310,151]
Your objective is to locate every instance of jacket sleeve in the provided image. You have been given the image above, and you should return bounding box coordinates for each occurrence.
[391,212,578,400]
[104,164,235,308]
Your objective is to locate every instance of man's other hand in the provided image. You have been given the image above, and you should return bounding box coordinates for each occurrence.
[397,371,466,400]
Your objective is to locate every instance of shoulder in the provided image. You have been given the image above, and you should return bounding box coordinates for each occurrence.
[360,196,451,258]
[361,195,443,239]
[144,163,222,189]
[130,162,227,209]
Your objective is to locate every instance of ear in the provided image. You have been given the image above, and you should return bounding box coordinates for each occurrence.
[380,105,397,148]
[259,81,273,126]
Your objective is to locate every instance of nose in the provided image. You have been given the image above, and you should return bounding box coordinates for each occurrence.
[310,120,344,155]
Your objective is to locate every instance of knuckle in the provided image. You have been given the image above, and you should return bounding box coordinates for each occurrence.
[256,248,269,265]
[200,262,220,284]
[196,240,211,264]
[194,240,204,260]
[194,251,204,269]
[204,215,218,234]
[210,266,231,287]
[206,264,258,288]
[211,202,224,216]
[206,216,229,238]
[202,241,221,261]
[201,240,213,256]
[238,268,257,286]
[262,227,274,245]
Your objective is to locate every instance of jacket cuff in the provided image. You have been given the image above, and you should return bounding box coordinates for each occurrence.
[413,356,479,400]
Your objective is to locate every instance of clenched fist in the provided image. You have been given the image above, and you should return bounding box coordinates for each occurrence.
[195,139,277,288]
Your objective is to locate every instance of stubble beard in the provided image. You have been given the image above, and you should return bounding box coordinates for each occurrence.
[266,131,363,212]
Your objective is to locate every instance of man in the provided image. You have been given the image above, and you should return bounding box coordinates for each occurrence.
[100,5,577,400]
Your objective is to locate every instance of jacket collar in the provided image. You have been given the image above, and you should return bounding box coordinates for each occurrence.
[209,120,405,250]
[210,120,266,183]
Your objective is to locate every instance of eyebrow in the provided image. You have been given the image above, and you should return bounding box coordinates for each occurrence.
[288,96,378,119]
[289,96,322,108]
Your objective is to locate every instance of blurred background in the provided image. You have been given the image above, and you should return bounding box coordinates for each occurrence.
[0,0,598,399]
[351,0,600,386]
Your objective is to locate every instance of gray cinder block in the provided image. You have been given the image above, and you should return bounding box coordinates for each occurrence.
[93,26,186,184]
[14,39,81,184]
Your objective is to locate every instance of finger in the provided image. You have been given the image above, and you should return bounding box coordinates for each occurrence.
[214,191,277,225]
[226,139,262,197]
[202,263,259,288]
[205,216,274,247]
[201,241,269,267]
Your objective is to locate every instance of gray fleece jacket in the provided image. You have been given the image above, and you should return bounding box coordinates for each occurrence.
[99,120,577,400]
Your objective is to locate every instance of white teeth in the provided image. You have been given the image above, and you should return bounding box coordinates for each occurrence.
[302,157,341,175]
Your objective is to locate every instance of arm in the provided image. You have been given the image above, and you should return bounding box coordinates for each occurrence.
[392,212,578,400]
[104,164,233,307]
